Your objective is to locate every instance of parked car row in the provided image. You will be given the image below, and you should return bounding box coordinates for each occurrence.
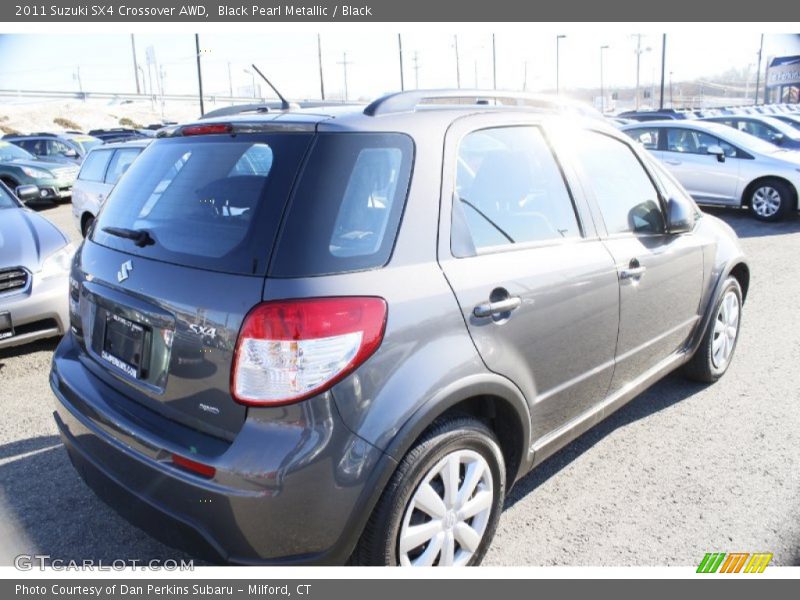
[617,104,800,221]
[0,181,72,350]
[617,102,800,122]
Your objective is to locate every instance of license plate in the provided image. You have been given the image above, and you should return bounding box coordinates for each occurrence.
[101,313,146,378]
[0,311,13,340]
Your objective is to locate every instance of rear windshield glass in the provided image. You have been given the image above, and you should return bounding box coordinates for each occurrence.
[91,133,313,275]
[270,132,414,278]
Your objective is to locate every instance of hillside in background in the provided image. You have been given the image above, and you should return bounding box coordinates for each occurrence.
[0,99,205,135]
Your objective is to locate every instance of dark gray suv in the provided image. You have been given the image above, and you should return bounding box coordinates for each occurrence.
[50,90,750,566]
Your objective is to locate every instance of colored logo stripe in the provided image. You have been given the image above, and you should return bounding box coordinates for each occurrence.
[744,553,773,573]
[697,552,772,573]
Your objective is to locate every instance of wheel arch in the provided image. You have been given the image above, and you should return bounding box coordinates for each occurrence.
[741,175,798,211]
[381,374,533,488]
[687,258,750,358]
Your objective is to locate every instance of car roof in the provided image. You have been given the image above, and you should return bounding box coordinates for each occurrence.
[87,138,152,151]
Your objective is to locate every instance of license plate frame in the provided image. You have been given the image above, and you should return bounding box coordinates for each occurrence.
[0,311,13,341]
[101,313,148,379]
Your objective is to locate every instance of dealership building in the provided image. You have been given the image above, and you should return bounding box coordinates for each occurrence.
[765,55,800,103]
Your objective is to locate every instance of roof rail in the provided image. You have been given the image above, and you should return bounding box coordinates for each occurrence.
[363,89,601,118]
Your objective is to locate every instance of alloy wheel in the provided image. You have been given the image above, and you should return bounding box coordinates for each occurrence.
[398,449,494,566]
[751,186,782,218]
[711,290,740,369]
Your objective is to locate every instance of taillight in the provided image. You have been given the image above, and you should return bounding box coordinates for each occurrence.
[232,297,387,406]
[181,123,233,136]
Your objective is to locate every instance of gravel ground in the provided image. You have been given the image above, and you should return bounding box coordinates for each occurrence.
[1,202,798,567]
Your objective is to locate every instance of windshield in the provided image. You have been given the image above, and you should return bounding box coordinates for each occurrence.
[701,123,786,154]
[0,141,35,161]
[71,136,103,154]
[0,184,19,208]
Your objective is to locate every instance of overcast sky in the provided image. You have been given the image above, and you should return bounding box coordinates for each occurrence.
[0,31,798,101]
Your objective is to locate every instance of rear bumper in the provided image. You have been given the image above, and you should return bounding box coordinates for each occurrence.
[50,333,392,564]
[0,272,68,349]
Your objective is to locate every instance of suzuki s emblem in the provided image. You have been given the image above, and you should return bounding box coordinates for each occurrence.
[117,260,133,282]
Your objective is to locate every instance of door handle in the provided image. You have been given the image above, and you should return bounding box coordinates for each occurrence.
[620,266,646,279]
[664,159,682,166]
[473,296,522,318]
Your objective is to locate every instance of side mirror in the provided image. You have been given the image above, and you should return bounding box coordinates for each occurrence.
[667,196,696,234]
[707,144,725,162]
[63,148,78,158]
[15,184,39,203]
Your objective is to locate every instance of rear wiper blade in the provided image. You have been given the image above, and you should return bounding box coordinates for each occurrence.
[102,226,156,248]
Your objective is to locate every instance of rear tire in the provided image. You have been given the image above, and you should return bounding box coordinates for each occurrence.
[684,276,743,383]
[748,178,793,222]
[81,214,95,238]
[352,416,505,566]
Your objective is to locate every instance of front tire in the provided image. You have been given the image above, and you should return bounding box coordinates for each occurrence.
[81,214,95,238]
[684,276,743,383]
[353,416,505,566]
[748,178,793,222]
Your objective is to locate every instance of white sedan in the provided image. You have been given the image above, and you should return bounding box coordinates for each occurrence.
[622,119,800,221]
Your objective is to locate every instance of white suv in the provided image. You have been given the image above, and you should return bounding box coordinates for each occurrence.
[72,139,151,237]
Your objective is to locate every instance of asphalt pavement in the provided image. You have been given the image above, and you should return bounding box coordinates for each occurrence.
[1,201,798,566]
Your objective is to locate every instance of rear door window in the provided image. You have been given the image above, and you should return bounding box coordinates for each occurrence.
[91,133,313,276]
[79,150,113,182]
[105,148,142,185]
[270,133,414,277]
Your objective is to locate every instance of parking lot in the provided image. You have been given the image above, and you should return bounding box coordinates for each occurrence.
[1,200,798,566]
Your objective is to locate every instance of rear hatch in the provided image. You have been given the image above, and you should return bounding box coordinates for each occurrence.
[74,129,314,439]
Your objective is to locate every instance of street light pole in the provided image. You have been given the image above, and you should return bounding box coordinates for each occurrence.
[556,35,566,95]
[194,34,205,116]
[454,35,461,89]
[492,34,497,90]
[633,34,651,110]
[754,33,764,105]
[317,34,326,100]
[659,33,667,110]
[398,34,405,91]
[600,45,609,113]
[130,35,140,94]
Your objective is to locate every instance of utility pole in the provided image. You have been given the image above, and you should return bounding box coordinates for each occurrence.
[317,34,326,100]
[159,65,167,119]
[474,60,478,88]
[669,71,674,107]
[130,34,140,94]
[754,33,764,105]
[659,33,667,110]
[137,65,146,95]
[556,34,566,95]
[73,66,83,99]
[492,34,497,90]
[633,34,651,110]
[194,34,205,116]
[413,51,421,89]
[398,34,405,91]
[337,52,351,101]
[600,45,609,113]
[227,62,233,98]
[454,35,461,89]
[523,61,528,91]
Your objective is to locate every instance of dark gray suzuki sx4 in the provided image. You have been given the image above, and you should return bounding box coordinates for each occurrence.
[51,91,750,566]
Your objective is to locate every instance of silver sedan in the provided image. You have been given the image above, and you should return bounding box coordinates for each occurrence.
[0,183,73,349]
[622,119,800,221]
